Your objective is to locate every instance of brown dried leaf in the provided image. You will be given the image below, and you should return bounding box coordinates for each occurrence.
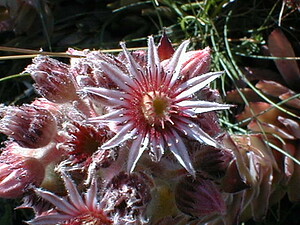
[226,88,261,103]
[278,116,300,138]
[268,29,300,91]
[248,120,295,140]
[236,102,285,126]
[279,91,300,110]
[243,67,284,84]
[256,80,290,97]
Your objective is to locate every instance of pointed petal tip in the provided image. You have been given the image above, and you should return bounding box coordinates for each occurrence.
[148,35,154,40]
[81,87,88,93]
[120,41,126,48]
[213,70,224,76]
[127,162,135,174]
[204,46,211,51]
[120,42,128,53]
[182,39,190,45]
[100,142,115,150]
[203,70,224,77]
[177,156,196,177]
[100,124,136,150]
[187,165,196,178]
[126,153,139,174]
[147,36,156,49]
[177,39,190,51]
[126,134,148,174]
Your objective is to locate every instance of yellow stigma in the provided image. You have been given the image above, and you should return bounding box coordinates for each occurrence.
[141,91,170,126]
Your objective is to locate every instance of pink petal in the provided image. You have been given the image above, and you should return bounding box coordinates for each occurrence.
[177,100,232,113]
[85,177,98,211]
[27,214,72,225]
[175,71,223,100]
[34,188,78,215]
[165,40,190,87]
[99,61,135,91]
[120,42,145,84]
[101,122,137,149]
[147,36,161,81]
[149,129,164,162]
[177,118,218,148]
[165,129,195,176]
[83,87,126,106]
[88,109,130,124]
[127,133,149,173]
[61,172,87,212]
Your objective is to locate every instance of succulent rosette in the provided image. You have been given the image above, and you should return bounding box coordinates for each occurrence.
[0,33,235,224]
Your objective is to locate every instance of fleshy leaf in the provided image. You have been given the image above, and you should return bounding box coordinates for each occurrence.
[268,29,300,91]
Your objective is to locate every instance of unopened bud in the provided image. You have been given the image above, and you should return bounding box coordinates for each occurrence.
[0,143,45,198]
[25,55,77,103]
[0,105,57,148]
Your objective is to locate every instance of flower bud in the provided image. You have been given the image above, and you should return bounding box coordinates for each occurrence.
[193,145,234,179]
[31,98,61,115]
[0,144,45,198]
[220,160,250,193]
[181,47,211,79]
[25,55,77,103]
[175,173,226,218]
[0,105,57,148]
[161,46,211,81]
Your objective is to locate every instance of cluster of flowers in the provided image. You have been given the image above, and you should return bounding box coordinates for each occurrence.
[1,33,297,224]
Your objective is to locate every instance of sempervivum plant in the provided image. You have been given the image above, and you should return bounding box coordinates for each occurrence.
[225,28,300,223]
[0,33,234,224]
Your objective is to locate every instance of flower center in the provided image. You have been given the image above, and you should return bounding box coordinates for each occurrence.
[141,91,170,126]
